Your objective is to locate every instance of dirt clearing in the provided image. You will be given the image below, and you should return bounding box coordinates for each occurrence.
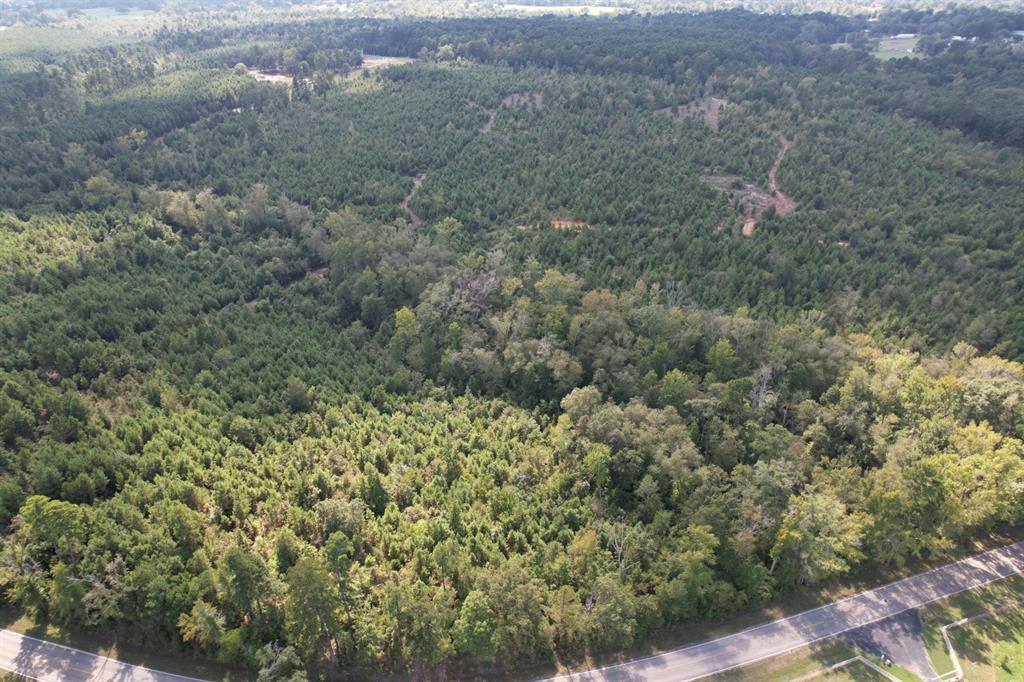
[355,55,416,72]
[550,217,591,230]
[705,136,796,236]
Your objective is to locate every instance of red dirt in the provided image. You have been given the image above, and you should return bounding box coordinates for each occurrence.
[744,136,796,237]
[550,217,591,230]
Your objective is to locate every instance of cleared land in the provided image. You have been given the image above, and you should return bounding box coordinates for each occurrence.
[703,135,796,237]
[250,55,414,84]
[354,54,416,72]
[874,36,921,60]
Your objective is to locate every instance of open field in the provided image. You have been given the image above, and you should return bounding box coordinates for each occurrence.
[874,36,921,60]
[0,26,129,72]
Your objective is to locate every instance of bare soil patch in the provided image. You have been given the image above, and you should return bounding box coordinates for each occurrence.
[353,54,416,73]
[250,56,411,87]
[248,69,294,84]
[704,136,796,237]
[550,217,591,230]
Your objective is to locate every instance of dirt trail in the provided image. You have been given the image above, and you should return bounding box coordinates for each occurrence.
[401,173,427,226]
[768,137,793,196]
[743,136,796,237]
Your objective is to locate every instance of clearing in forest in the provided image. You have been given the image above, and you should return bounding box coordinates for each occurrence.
[248,69,294,84]
[352,54,416,74]
[874,35,922,60]
[550,217,591,230]
[251,55,414,85]
[703,136,796,236]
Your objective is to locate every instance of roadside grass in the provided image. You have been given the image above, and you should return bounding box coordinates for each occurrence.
[0,608,252,681]
[708,640,859,681]
[920,574,1024,678]
[822,665,888,681]
[707,641,910,681]
[951,606,1024,681]
[859,653,918,682]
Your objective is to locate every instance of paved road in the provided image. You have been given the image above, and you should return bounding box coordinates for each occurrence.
[0,629,206,682]
[838,609,935,681]
[543,540,1024,682]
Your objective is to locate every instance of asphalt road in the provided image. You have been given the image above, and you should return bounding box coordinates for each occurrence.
[0,629,206,682]
[838,608,935,680]
[542,540,1024,682]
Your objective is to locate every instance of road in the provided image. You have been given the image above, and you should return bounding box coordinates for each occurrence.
[542,540,1024,682]
[0,629,206,682]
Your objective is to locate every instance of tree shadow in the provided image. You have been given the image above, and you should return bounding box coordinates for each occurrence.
[0,608,251,681]
[951,606,1024,675]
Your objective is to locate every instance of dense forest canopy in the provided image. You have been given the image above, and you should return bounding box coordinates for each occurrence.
[2,3,1024,680]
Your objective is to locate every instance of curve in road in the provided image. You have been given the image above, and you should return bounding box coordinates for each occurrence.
[541,540,1024,682]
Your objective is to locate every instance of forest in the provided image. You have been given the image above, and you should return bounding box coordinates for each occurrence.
[2,3,1024,680]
